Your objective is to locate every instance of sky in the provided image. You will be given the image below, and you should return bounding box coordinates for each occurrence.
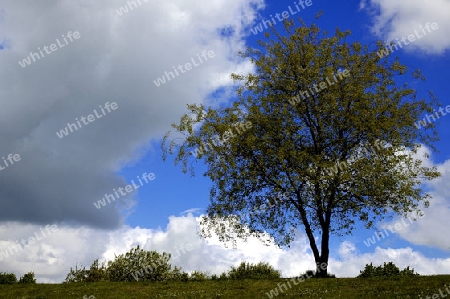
[0,0,449,283]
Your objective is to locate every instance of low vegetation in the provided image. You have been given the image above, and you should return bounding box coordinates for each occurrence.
[1,247,440,298]
[1,275,449,298]
[62,246,283,283]
[0,271,36,284]
[358,262,419,278]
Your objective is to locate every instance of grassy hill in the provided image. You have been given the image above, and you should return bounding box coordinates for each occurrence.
[1,275,449,298]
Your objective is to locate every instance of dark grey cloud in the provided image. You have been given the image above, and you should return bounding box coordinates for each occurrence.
[0,0,260,227]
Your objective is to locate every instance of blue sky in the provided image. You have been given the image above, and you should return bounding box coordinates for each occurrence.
[0,0,449,282]
[124,0,450,254]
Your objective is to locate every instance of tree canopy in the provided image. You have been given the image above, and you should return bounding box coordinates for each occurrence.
[162,19,440,277]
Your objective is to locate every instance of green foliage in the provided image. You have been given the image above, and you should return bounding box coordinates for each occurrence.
[219,272,228,280]
[86,259,107,282]
[162,18,441,279]
[106,246,173,282]
[18,272,36,284]
[189,270,209,281]
[227,262,281,279]
[3,276,450,298]
[168,266,189,282]
[358,262,419,278]
[65,246,182,283]
[64,264,89,283]
[0,272,17,284]
[64,259,108,283]
[400,265,420,276]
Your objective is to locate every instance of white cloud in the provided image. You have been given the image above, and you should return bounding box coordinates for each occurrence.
[383,157,450,251]
[0,0,262,227]
[362,0,450,54]
[1,209,450,282]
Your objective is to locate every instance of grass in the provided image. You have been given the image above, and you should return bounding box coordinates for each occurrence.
[0,275,449,298]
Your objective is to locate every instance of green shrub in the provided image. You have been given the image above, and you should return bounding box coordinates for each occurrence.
[0,272,17,284]
[86,259,107,282]
[219,272,228,280]
[168,266,189,282]
[358,262,419,278]
[227,262,281,279]
[64,264,89,283]
[400,266,419,276]
[107,246,173,282]
[65,246,191,283]
[19,272,36,284]
[189,270,209,281]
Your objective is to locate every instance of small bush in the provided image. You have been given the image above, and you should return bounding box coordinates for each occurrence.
[64,264,89,283]
[65,246,196,283]
[400,266,419,276]
[228,262,281,279]
[189,270,209,281]
[85,259,107,282]
[358,262,419,278]
[219,272,228,280]
[0,272,17,284]
[168,266,189,282]
[19,272,36,284]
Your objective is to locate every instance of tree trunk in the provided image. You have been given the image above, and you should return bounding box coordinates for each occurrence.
[296,198,331,278]
[315,215,331,278]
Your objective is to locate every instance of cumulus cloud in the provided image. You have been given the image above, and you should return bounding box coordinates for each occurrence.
[362,0,450,54]
[1,210,450,283]
[383,158,450,251]
[0,0,261,228]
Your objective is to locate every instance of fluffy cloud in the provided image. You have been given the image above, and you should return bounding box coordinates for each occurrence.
[361,0,450,54]
[1,208,449,283]
[0,0,260,228]
[382,157,450,251]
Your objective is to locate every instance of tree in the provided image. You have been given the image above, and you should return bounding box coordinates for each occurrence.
[64,263,89,283]
[19,271,36,283]
[162,19,440,277]
[0,272,17,284]
[86,259,107,282]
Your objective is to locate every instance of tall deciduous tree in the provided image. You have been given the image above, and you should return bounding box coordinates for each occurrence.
[162,20,440,277]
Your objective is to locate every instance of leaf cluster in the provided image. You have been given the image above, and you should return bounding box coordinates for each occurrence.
[357,262,419,278]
